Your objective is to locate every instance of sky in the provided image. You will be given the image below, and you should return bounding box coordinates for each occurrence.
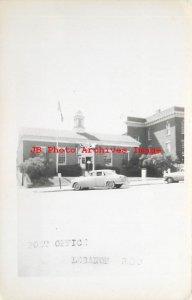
[1,0,192,134]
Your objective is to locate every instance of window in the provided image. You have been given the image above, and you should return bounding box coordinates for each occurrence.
[90,172,96,176]
[96,172,103,176]
[78,119,83,127]
[77,157,81,165]
[58,149,66,165]
[122,152,130,163]
[104,150,113,166]
[41,146,47,153]
[148,128,151,140]
[133,136,140,142]
[32,146,47,157]
[166,142,171,153]
[166,121,171,135]
[181,119,184,134]
[181,140,184,157]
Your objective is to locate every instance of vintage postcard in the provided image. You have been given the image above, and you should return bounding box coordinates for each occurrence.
[0,0,192,300]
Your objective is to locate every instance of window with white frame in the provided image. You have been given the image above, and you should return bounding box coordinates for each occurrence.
[133,136,140,142]
[33,146,47,157]
[122,151,130,164]
[58,150,66,165]
[148,127,151,140]
[166,142,171,153]
[78,119,83,128]
[41,146,47,153]
[166,121,171,135]
[181,140,184,156]
[181,119,184,134]
[104,150,113,166]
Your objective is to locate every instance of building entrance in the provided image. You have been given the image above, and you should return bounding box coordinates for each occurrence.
[85,157,93,171]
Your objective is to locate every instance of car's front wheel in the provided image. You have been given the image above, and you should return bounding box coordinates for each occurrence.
[167,177,174,183]
[73,182,81,190]
[106,181,115,189]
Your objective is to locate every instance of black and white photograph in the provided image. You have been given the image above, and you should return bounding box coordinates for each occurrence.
[0,1,192,300]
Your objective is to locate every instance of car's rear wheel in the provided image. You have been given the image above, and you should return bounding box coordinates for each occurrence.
[73,182,81,190]
[115,184,122,189]
[106,181,115,189]
[167,177,174,183]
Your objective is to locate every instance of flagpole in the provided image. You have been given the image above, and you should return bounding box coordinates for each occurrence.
[56,100,64,174]
[56,139,59,174]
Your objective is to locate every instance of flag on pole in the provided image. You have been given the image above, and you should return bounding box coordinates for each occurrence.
[58,101,64,122]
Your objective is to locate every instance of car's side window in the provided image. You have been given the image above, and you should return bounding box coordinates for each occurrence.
[96,172,103,176]
[90,172,96,176]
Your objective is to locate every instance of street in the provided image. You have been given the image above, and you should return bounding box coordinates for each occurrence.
[17,182,188,282]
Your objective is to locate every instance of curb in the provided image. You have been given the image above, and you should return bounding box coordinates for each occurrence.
[129,180,164,186]
[31,179,164,192]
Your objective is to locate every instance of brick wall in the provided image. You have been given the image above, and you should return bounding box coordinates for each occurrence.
[127,126,147,147]
[127,117,184,161]
[147,118,176,157]
[94,146,134,172]
[175,117,184,162]
[22,140,79,176]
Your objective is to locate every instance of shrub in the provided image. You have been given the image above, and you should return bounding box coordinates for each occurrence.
[140,153,178,177]
[58,164,82,176]
[122,165,141,177]
[121,154,141,176]
[122,153,179,177]
[19,157,47,181]
[32,177,53,187]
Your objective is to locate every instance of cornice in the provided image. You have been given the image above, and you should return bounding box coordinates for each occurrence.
[126,111,184,128]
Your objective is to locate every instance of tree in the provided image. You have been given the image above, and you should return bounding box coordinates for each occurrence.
[19,157,47,181]
[139,153,178,177]
[122,153,179,177]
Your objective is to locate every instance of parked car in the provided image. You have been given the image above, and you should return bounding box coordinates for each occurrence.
[71,169,127,190]
[164,169,184,183]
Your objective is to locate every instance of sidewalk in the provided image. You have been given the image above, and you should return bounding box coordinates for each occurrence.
[129,177,164,186]
[32,186,72,193]
[29,177,164,192]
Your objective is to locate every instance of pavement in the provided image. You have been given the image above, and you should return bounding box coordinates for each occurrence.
[18,183,186,279]
[29,177,164,192]
[129,177,164,185]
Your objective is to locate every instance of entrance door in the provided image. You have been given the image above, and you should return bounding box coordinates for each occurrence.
[85,157,93,171]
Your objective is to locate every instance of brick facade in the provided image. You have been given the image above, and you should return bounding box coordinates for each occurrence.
[126,107,184,162]
[18,123,140,176]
